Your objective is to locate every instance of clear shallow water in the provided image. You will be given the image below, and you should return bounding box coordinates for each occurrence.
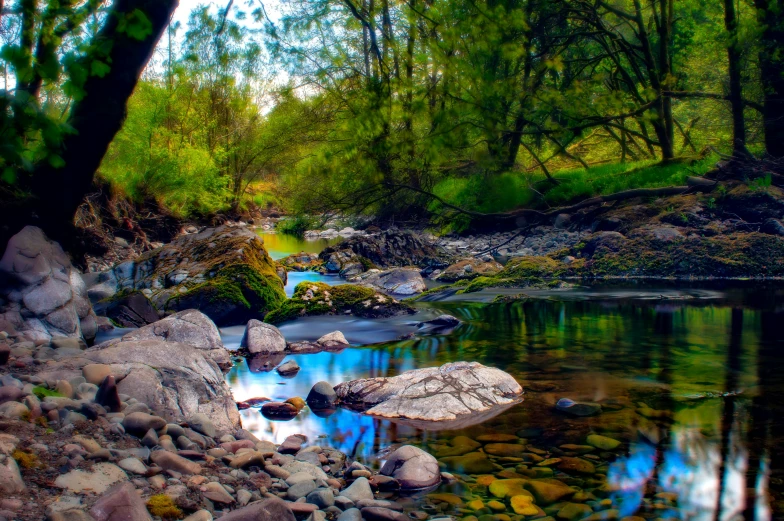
[225,285,784,521]
[256,230,341,260]
[239,231,784,519]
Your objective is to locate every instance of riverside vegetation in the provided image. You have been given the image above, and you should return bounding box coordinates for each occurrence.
[2,1,784,521]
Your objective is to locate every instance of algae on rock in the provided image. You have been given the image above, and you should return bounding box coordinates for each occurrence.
[102,226,286,326]
[265,282,414,324]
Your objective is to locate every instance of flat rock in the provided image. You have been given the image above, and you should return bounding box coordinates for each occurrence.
[334,362,522,426]
[55,463,128,494]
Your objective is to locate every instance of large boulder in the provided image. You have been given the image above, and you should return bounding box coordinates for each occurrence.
[334,362,523,428]
[42,339,240,434]
[354,268,427,296]
[319,230,449,273]
[0,226,98,344]
[90,226,286,326]
[265,282,414,324]
[98,309,231,370]
[241,320,286,354]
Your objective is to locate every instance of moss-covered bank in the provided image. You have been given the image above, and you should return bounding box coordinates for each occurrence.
[265,282,414,324]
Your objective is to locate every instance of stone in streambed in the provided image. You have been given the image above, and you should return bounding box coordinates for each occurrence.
[556,398,601,417]
[439,452,499,474]
[510,495,540,516]
[203,497,295,521]
[261,402,299,420]
[340,477,374,503]
[434,436,481,457]
[276,360,300,376]
[484,443,527,458]
[90,482,152,521]
[187,413,216,438]
[524,480,575,505]
[587,434,621,450]
[150,450,201,475]
[306,381,337,409]
[557,457,595,475]
[122,412,166,437]
[202,482,235,504]
[334,362,522,425]
[55,463,128,494]
[557,503,594,521]
[379,445,440,490]
[317,331,349,347]
[489,479,531,499]
[0,457,25,494]
[242,320,286,354]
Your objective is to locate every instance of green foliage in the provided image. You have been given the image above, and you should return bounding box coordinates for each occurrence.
[277,215,318,237]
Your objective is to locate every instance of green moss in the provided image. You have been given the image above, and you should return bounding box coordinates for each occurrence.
[166,263,286,325]
[146,495,183,520]
[266,282,412,324]
[32,386,62,399]
[357,256,377,271]
[588,232,784,278]
[13,449,40,469]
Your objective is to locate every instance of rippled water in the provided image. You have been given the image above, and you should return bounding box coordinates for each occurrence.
[256,230,341,260]
[227,233,784,520]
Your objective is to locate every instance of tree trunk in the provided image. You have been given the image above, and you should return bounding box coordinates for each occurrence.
[755,0,784,157]
[30,0,179,241]
[725,0,749,156]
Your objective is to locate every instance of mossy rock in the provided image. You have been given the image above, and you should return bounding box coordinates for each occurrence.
[167,264,286,326]
[584,231,784,278]
[266,282,414,324]
[118,227,286,327]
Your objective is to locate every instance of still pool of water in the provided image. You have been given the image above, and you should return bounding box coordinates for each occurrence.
[237,231,784,519]
[256,230,341,260]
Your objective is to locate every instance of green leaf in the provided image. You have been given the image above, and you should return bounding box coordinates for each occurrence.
[90,59,111,78]
[48,155,66,169]
[120,9,153,41]
[1,168,16,185]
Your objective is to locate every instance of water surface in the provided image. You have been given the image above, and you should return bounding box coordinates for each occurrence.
[226,285,784,521]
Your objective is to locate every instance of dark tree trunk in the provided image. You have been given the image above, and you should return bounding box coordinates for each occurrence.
[30,0,179,242]
[725,0,749,156]
[755,0,784,157]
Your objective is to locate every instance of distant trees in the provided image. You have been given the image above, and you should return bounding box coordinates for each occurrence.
[98,4,327,216]
[263,0,784,217]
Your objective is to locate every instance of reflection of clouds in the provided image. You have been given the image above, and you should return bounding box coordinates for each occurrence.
[608,407,770,521]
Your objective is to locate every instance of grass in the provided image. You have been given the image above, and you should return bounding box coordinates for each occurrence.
[277,215,318,237]
[430,156,718,231]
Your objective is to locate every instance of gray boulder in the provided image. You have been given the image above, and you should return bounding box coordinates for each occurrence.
[306,381,337,409]
[335,362,522,428]
[42,339,240,434]
[379,445,440,490]
[241,320,286,354]
[0,226,98,344]
[99,309,230,370]
[356,268,426,296]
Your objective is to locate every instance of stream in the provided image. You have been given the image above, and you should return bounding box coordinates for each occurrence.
[223,231,784,520]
